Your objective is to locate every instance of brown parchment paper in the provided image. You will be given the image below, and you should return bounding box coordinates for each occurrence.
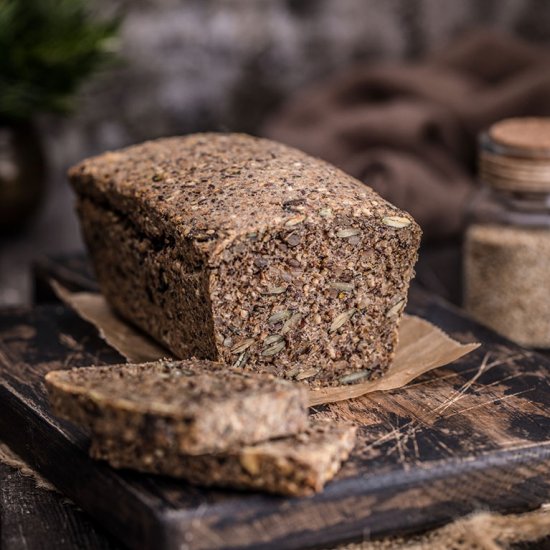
[52,281,479,406]
[52,281,169,363]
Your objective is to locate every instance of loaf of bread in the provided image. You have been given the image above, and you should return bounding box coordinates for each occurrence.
[45,360,308,455]
[69,133,421,386]
[91,420,357,496]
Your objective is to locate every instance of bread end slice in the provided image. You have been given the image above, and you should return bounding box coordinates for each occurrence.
[91,420,357,496]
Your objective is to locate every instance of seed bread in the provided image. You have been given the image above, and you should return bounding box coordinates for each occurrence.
[45,360,308,455]
[91,420,357,496]
[69,133,421,386]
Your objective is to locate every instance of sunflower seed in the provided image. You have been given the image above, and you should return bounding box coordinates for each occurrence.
[282,198,306,211]
[386,299,406,317]
[240,452,261,476]
[329,308,357,332]
[231,338,255,354]
[233,351,249,368]
[268,310,292,324]
[281,312,303,335]
[261,340,286,357]
[285,232,301,247]
[295,368,319,380]
[329,281,355,292]
[286,366,302,378]
[336,228,361,238]
[358,296,372,310]
[262,286,287,295]
[382,216,411,228]
[194,232,216,242]
[263,334,284,347]
[254,257,268,268]
[339,371,371,384]
[285,214,306,227]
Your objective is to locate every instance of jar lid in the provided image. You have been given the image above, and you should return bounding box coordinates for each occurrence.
[480,117,550,193]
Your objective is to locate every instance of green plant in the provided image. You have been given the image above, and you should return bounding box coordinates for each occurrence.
[0,0,119,123]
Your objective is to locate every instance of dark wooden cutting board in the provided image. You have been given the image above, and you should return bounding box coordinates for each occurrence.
[1,267,549,550]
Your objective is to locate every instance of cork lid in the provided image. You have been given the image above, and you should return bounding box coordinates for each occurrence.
[490,117,550,151]
[480,117,550,193]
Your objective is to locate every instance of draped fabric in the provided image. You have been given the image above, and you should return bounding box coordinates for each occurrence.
[264,30,550,239]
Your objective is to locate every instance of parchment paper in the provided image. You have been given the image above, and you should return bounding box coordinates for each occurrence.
[52,281,479,406]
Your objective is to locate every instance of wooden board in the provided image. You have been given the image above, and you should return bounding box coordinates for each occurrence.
[0,462,119,550]
[1,287,550,550]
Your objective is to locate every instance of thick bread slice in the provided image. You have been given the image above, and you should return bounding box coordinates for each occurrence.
[45,360,308,455]
[91,420,357,496]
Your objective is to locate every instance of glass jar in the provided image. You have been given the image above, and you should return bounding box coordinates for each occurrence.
[464,118,550,348]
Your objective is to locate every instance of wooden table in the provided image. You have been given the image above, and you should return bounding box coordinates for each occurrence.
[0,462,119,550]
[1,254,550,550]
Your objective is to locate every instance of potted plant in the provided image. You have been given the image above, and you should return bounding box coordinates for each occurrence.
[0,0,119,233]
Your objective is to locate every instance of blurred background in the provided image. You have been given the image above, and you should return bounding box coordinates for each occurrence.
[3,0,550,306]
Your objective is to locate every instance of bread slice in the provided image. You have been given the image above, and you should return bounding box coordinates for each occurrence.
[45,360,308,455]
[91,420,357,496]
[69,133,421,387]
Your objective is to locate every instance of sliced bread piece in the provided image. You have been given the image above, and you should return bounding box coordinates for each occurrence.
[45,360,308,455]
[91,420,357,496]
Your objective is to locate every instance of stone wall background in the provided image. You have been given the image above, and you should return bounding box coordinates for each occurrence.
[3,0,550,304]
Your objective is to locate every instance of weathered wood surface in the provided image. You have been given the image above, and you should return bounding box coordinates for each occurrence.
[1,275,550,549]
[0,462,120,550]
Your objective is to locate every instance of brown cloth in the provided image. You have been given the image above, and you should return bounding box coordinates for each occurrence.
[264,30,550,239]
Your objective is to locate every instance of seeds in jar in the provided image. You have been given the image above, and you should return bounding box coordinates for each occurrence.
[465,224,550,347]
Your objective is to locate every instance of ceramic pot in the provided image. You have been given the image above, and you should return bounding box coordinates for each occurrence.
[0,120,47,234]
